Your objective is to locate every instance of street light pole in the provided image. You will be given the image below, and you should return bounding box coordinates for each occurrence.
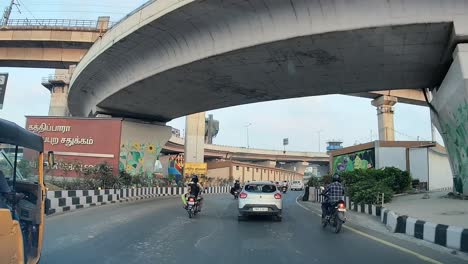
[317,130,323,152]
[245,123,252,148]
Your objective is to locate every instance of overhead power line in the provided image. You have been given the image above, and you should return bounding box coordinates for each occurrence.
[17,0,37,19]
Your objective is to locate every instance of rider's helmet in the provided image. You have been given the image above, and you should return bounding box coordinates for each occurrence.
[235,180,239,183]
[332,174,341,183]
[191,175,199,183]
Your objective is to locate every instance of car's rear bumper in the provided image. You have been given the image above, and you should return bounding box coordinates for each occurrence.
[239,204,282,215]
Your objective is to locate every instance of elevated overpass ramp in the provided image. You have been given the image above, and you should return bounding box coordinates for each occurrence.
[163,136,329,163]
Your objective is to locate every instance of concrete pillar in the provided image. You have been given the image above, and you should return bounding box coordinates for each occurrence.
[371,95,398,141]
[97,16,110,31]
[184,112,205,163]
[430,44,468,195]
[119,120,172,177]
[42,66,75,117]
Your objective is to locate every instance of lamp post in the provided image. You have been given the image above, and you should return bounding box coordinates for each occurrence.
[317,130,323,152]
[245,123,252,148]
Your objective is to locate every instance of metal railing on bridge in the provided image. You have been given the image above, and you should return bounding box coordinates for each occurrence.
[41,74,69,85]
[0,18,114,30]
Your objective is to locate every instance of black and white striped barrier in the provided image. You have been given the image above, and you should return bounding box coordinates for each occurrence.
[46,186,230,215]
[307,187,467,253]
[380,208,468,252]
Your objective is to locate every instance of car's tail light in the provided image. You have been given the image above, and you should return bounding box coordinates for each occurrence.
[338,202,345,209]
[239,192,247,199]
[188,197,195,202]
[274,193,282,199]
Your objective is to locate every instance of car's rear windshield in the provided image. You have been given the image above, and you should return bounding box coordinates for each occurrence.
[244,184,277,193]
[293,181,301,184]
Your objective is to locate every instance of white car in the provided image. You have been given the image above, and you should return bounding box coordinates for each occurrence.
[238,181,283,221]
[290,180,304,191]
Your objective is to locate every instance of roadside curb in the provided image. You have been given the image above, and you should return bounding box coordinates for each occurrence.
[306,187,468,253]
[45,186,230,215]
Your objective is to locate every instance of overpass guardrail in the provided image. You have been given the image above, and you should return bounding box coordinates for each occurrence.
[0,18,114,30]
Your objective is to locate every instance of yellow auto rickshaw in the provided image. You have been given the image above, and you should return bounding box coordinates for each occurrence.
[0,118,53,264]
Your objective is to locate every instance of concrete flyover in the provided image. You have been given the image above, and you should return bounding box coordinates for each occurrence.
[0,18,111,68]
[164,135,328,162]
[69,0,467,120]
[68,0,468,194]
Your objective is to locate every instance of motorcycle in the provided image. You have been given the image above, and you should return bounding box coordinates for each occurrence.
[281,186,287,193]
[186,195,199,218]
[320,192,346,233]
[233,189,240,199]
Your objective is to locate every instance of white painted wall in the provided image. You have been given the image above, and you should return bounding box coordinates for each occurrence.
[409,148,428,183]
[377,147,406,170]
[428,148,453,191]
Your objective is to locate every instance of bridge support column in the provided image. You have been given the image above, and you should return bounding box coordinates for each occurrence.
[431,44,468,195]
[184,112,205,163]
[42,66,75,116]
[371,95,398,141]
[120,120,172,177]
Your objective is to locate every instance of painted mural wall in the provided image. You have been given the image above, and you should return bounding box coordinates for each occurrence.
[431,46,468,195]
[332,148,375,173]
[168,154,184,183]
[119,121,172,178]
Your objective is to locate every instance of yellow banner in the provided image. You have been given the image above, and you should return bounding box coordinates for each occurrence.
[184,162,207,176]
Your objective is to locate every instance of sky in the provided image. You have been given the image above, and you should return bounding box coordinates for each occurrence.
[0,0,444,152]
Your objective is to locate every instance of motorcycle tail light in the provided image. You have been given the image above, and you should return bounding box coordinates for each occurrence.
[188,197,195,202]
[338,203,345,209]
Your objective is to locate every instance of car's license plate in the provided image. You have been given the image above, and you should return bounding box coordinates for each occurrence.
[188,201,195,205]
[253,207,268,212]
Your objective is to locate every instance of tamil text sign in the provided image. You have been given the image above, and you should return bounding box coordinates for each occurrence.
[25,117,122,177]
[184,162,207,176]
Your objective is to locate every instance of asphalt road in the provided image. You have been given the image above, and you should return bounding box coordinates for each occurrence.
[42,192,465,264]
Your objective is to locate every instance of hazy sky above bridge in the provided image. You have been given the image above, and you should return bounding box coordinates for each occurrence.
[0,0,443,152]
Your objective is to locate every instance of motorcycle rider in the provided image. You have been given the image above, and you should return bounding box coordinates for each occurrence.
[186,175,204,212]
[321,174,345,221]
[230,180,241,195]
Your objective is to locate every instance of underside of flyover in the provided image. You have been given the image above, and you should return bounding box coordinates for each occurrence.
[94,23,452,122]
[68,0,468,122]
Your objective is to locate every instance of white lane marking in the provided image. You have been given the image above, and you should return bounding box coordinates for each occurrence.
[295,195,443,264]
[194,196,230,249]
[295,195,312,212]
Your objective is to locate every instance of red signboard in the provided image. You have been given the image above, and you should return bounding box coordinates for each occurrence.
[25,117,122,177]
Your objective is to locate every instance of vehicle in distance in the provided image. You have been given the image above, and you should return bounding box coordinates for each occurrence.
[238,181,283,221]
[290,180,304,191]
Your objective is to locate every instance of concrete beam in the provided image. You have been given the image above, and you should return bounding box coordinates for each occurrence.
[0,47,86,68]
[351,89,427,106]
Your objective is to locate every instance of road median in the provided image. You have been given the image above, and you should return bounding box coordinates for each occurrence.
[46,186,229,215]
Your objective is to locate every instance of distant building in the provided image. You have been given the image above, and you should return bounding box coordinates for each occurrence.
[326,141,343,152]
[329,141,453,191]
